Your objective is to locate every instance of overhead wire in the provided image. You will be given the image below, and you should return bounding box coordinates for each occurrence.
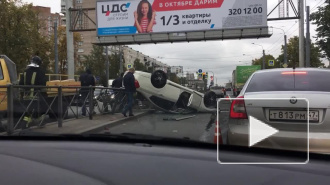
[266,21,298,52]
[311,0,326,12]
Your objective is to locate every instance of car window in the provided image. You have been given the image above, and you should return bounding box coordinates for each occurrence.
[246,71,330,92]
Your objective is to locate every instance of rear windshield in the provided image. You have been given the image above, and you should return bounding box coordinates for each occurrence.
[246,70,330,92]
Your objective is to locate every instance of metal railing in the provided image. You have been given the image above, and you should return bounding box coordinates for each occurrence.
[0,85,128,135]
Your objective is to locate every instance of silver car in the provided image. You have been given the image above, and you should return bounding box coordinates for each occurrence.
[227,68,330,153]
[134,70,217,113]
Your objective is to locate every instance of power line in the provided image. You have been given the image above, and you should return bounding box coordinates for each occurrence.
[266,22,298,52]
[311,0,325,12]
[267,22,299,54]
[152,53,262,61]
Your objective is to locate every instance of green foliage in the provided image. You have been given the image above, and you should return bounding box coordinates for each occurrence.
[83,45,107,86]
[252,54,278,69]
[109,53,125,79]
[83,45,125,86]
[0,0,52,73]
[277,36,323,67]
[168,73,179,84]
[49,26,81,74]
[133,59,148,72]
[310,1,330,61]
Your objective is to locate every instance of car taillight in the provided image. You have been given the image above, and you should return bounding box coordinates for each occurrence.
[230,96,247,119]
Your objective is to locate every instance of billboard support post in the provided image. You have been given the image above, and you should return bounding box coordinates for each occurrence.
[66,0,74,79]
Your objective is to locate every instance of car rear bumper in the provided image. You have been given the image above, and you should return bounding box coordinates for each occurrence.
[228,124,330,154]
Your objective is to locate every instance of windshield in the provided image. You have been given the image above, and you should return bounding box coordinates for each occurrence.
[246,70,330,92]
[1,0,329,158]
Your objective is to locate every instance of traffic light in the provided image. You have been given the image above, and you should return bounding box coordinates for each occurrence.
[202,72,206,80]
[210,76,214,81]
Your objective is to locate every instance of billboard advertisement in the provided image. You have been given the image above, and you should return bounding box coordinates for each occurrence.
[96,0,267,36]
[236,65,261,84]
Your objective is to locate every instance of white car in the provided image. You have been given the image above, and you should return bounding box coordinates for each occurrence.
[227,68,330,153]
[134,70,217,113]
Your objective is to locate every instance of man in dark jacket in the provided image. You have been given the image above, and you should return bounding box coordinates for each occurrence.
[19,55,46,92]
[19,55,47,128]
[112,73,124,88]
[79,69,95,116]
[122,68,136,117]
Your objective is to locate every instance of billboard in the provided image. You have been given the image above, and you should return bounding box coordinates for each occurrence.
[96,0,267,36]
[236,65,261,84]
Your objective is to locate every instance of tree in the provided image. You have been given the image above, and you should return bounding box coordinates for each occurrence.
[133,59,148,71]
[109,53,125,79]
[83,46,127,86]
[310,1,330,61]
[252,54,278,69]
[50,26,81,74]
[83,45,108,86]
[168,73,179,84]
[0,0,52,73]
[277,36,324,67]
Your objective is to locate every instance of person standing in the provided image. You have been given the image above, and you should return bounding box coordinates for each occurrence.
[112,73,124,88]
[79,69,95,116]
[122,68,136,117]
[19,54,46,128]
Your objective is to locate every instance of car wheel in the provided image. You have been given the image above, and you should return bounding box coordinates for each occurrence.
[204,91,217,108]
[151,70,167,88]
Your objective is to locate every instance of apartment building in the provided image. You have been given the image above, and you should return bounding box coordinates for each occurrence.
[32,6,63,38]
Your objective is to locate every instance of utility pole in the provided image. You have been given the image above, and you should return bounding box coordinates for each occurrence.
[272,27,288,66]
[252,43,265,69]
[306,6,311,67]
[119,46,123,73]
[299,0,305,67]
[262,49,265,69]
[54,21,59,76]
[181,66,184,85]
[66,0,74,79]
[284,34,288,65]
[105,46,110,87]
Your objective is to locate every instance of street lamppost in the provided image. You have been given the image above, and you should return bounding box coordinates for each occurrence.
[252,43,265,69]
[243,54,254,64]
[239,61,249,65]
[271,26,287,66]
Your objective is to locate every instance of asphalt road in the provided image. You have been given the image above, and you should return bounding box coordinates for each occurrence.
[99,100,231,144]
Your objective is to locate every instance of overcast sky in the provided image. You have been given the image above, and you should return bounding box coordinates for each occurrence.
[23,0,329,85]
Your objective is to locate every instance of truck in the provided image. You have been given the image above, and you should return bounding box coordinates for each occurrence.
[0,55,81,128]
[225,83,231,91]
[232,65,261,96]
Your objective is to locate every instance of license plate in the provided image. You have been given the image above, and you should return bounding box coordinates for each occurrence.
[269,110,319,122]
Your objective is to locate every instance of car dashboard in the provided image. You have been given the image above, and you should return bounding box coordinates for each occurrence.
[0,139,328,185]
